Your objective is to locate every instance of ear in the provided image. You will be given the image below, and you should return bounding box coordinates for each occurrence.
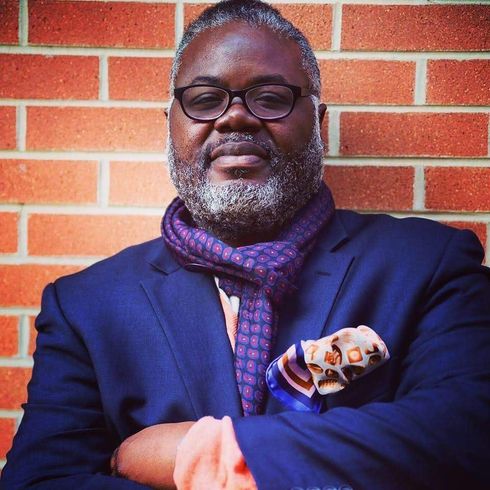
[318,103,327,126]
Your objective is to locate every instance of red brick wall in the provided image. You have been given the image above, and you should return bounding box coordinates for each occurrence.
[0,0,489,467]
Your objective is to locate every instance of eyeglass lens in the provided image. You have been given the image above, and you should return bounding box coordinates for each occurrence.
[181,85,295,120]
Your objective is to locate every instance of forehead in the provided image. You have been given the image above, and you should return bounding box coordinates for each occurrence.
[175,22,309,88]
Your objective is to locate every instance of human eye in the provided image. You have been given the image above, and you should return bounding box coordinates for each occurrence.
[250,87,291,109]
[185,88,225,109]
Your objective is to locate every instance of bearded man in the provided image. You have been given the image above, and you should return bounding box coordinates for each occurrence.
[3,1,490,490]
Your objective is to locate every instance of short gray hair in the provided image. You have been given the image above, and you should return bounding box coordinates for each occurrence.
[170,0,321,96]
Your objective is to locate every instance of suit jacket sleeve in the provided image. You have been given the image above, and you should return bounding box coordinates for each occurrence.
[1,283,151,490]
[233,229,490,490]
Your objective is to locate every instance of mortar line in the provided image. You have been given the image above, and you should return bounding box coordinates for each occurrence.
[0,152,490,166]
[336,0,484,4]
[413,165,425,211]
[99,55,109,101]
[0,358,34,368]
[0,151,168,161]
[16,105,26,151]
[15,315,22,357]
[18,315,31,358]
[324,159,490,167]
[314,51,490,61]
[182,0,474,4]
[0,410,23,418]
[2,45,490,60]
[18,206,28,257]
[98,159,110,207]
[487,117,490,157]
[19,0,28,46]
[0,308,40,316]
[2,99,489,112]
[0,46,176,57]
[15,411,24,430]
[70,0,178,2]
[1,99,169,108]
[414,59,427,105]
[331,3,342,52]
[327,110,340,157]
[486,224,490,266]
[0,204,166,215]
[0,152,488,165]
[0,256,106,266]
[384,212,490,221]
[175,0,184,46]
[15,206,22,256]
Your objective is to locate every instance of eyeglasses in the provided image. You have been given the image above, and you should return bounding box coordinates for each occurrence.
[173,83,314,122]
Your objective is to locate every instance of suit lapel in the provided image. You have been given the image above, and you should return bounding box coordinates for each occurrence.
[141,211,353,418]
[273,250,355,357]
[141,251,242,419]
[267,212,355,413]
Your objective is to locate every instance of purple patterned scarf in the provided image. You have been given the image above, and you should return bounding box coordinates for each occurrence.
[161,183,335,416]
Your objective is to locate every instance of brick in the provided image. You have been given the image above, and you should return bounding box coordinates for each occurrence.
[28,215,162,257]
[26,107,166,152]
[0,368,31,410]
[0,265,82,308]
[443,222,487,252]
[109,57,173,101]
[0,316,18,357]
[324,166,413,211]
[342,5,490,51]
[425,167,490,212]
[0,107,16,150]
[29,316,36,356]
[0,160,97,205]
[0,55,99,100]
[274,4,332,50]
[0,418,16,459]
[109,161,176,207]
[0,0,18,44]
[184,4,211,27]
[427,60,490,106]
[340,113,488,157]
[0,213,18,253]
[184,3,332,49]
[29,1,175,49]
[320,60,414,105]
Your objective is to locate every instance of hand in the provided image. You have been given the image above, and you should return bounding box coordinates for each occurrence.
[112,421,195,489]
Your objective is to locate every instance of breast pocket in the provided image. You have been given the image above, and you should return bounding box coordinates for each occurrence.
[323,357,398,410]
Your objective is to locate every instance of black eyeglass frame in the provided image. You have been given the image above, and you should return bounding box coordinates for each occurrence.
[173,83,315,122]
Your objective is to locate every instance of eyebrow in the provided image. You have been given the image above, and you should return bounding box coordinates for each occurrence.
[189,75,222,85]
[188,73,290,86]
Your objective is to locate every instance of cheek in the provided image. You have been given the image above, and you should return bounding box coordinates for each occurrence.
[266,109,316,154]
[169,107,212,160]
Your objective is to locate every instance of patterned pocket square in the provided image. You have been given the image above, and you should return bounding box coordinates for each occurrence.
[266,325,390,412]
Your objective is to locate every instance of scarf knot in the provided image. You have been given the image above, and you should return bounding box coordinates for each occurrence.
[162,183,335,415]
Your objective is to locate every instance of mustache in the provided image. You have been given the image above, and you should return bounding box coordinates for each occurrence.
[200,133,274,167]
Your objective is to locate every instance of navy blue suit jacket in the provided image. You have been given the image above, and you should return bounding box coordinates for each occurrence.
[2,210,490,489]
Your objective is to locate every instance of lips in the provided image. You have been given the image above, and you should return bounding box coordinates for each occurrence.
[207,141,271,182]
[210,141,268,161]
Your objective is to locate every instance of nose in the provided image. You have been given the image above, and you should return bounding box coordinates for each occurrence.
[213,96,262,133]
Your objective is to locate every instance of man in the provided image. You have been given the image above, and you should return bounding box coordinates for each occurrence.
[2,1,490,489]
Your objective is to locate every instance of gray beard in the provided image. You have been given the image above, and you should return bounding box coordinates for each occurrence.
[166,124,324,244]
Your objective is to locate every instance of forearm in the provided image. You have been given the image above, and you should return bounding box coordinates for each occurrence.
[112,422,195,490]
[233,376,490,490]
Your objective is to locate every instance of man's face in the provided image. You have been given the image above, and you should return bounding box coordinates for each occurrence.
[167,22,326,244]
